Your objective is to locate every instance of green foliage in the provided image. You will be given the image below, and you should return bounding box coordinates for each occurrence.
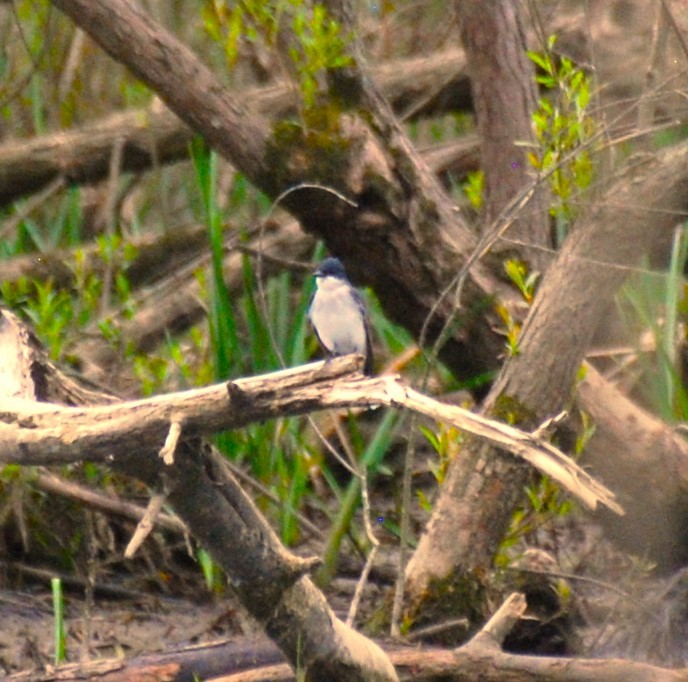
[201,1,352,110]
[496,473,574,569]
[494,301,521,358]
[504,259,538,304]
[419,422,463,485]
[3,187,84,257]
[197,547,226,594]
[290,4,353,109]
[0,232,139,362]
[462,169,484,210]
[527,35,595,238]
[202,0,279,66]
[620,224,688,421]
[191,139,241,381]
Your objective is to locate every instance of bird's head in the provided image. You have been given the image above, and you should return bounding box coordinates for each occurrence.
[314,257,349,281]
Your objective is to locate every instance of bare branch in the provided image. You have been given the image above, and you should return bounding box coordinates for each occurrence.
[33,469,186,533]
[0,49,469,208]
[0,353,621,515]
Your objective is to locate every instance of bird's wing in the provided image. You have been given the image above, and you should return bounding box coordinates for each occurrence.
[352,288,374,375]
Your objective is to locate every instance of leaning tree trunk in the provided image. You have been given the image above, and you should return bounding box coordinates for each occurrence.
[404,140,688,620]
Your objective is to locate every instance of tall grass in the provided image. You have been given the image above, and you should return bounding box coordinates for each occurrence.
[620,223,688,420]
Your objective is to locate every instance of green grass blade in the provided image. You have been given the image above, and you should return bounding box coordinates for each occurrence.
[51,576,66,664]
[317,409,401,585]
[241,252,274,371]
[190,138,241,379]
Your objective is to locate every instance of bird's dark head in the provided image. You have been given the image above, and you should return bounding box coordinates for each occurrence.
[314,257,348,281]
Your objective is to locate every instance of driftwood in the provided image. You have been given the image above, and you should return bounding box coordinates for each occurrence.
[0,309,397,681]
[0,308,620,513]
[5,637,285,682]
[0,305,628,681]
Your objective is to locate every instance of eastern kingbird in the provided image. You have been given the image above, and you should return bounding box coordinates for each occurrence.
[309,257,374,375]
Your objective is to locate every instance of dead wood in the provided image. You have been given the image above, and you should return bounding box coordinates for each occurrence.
[0,309,619,514]
[0,49,469,209]
[33,469,186,534]
[0,312,397,681]
[0,306,624,681]
[389,592,688,680]
[405,141,688,615]
[5,637,285,682]
[578,364,688,567]
[0,133,480,378]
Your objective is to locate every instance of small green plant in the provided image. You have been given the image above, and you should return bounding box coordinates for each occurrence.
[504,259,538,304]
[197,547,225,594]
[462,169,484,210]
[497,400,593,568]
[419,422,464,486]
[288,4,353,109]
[0,235,138,362]
[527,35,595,241]
[190,139,241,381]
[494,302,521,358]
[497,474,574,569]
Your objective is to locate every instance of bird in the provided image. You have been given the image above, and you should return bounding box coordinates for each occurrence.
[308,257,374,375]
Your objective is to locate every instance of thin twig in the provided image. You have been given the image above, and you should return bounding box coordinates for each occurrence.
[99,135,125,319]
[330,413,381,627]
[124,493,167,558]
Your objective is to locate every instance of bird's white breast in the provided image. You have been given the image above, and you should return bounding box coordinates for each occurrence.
[310,277,367,355]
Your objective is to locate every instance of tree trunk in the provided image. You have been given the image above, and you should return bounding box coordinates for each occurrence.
[404,140,688,618]
[456,0,551,270]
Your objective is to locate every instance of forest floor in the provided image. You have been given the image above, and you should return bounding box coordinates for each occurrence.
[4,488,686,678]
